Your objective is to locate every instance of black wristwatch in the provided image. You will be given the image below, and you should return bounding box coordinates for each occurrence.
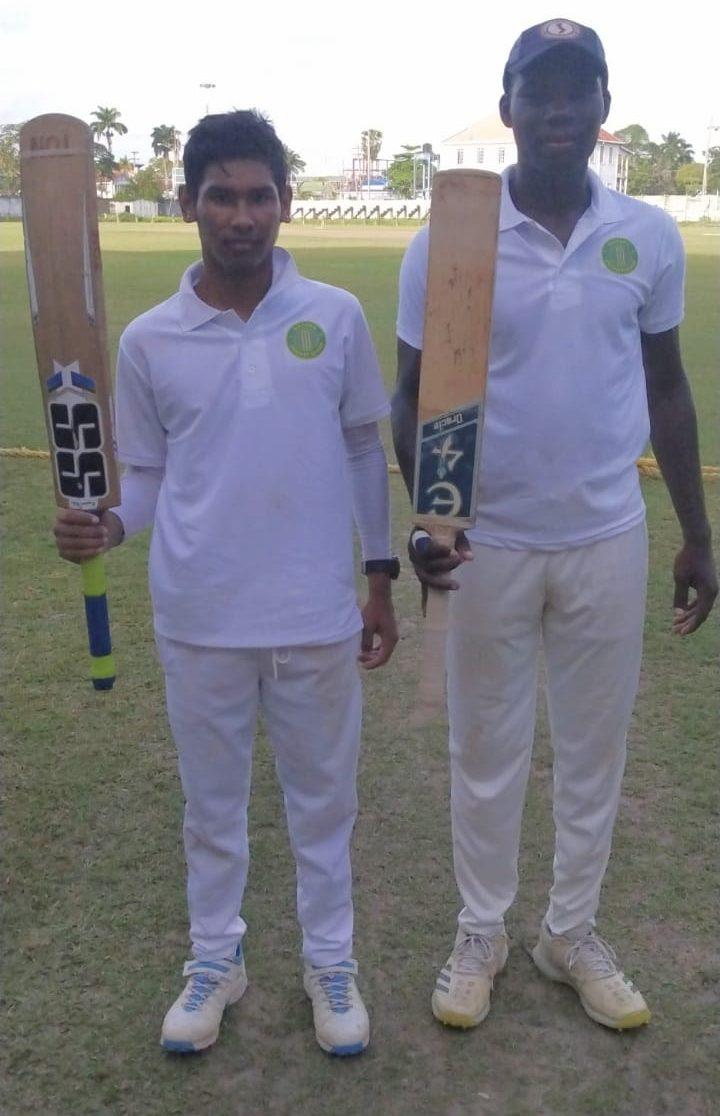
[361,557,400,579]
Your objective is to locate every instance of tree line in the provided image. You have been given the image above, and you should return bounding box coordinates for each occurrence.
[616,125,719,195]
[0,107,305,201]
[1,112,718,199]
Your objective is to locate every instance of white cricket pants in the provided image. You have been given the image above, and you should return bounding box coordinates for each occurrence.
[156,633,362,966]
[446,522,648,937]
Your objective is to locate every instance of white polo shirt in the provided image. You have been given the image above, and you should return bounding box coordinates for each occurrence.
[116,247,389,647]
[397,169,685,549]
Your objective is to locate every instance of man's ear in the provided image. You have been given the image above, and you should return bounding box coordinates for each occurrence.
[178,184,196,224]
[499,93,512,129]
[280,185,293,223]
[602,88,611,125]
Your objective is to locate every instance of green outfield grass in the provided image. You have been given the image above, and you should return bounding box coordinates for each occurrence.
[1,222,718,1116]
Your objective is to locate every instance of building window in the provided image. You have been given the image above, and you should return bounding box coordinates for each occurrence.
[457,148,464,165]
[477,147,484,164]
[498,147,505,164]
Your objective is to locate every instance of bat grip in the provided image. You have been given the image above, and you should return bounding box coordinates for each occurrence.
[81,555,115,691]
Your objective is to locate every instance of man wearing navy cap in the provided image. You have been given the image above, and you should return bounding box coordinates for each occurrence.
[393,19,716,1031]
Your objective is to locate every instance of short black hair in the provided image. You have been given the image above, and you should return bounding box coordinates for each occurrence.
[183,110,288,200]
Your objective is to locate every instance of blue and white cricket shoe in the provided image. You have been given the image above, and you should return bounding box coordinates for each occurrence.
[161,946,247,1053]
[303,959,369,1056]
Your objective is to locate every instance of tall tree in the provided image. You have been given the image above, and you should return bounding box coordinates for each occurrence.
[0,123,21,195]
[151,125,181,161]
[115,158,166,202]
[284,146,306,183]
[616,124,649,155]
[115,155,135,177]
[659,131,694,169]
[675,163,704,195]
[150,125,181,191]
[360,129,383,166]
[93,142,116,189]
[89,107,128,156]
[387,144,421,198]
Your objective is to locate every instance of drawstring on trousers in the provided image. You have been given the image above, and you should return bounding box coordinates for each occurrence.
[271,648,291,679]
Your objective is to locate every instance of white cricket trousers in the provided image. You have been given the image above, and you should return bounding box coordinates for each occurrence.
[155,633,362,966]
[446,522,648,937]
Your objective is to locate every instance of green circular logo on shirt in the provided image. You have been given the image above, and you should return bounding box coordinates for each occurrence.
[602,238,639,274]
[286,321,326,359]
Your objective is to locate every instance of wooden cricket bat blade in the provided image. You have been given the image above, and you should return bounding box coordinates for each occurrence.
[412,169,501,719]
[20,114,120,691]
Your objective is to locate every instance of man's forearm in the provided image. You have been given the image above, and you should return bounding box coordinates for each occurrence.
[649,375,711,543]
[390,394,417,500]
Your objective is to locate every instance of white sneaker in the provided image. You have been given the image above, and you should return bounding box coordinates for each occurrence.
[161,947,248,1053]
[303,959,369,1056]
[532,923,651,1030]
[432,932,509,1028]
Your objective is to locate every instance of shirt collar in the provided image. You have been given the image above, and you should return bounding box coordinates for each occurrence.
[178,245,299,331]
[498,166,623,232]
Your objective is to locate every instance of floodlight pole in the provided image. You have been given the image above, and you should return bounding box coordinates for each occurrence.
[200,83,216,117]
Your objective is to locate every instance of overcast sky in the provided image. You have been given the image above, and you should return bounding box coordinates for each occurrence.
[3,1,718,175]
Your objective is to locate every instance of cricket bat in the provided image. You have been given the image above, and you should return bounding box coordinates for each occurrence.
[413,169,500,716]
[20,114,120,691]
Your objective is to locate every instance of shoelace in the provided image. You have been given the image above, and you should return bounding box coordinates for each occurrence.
[183,972,221,1012]
[453,934,495,975]
[316,971,353,1014]
[566,933,619,978]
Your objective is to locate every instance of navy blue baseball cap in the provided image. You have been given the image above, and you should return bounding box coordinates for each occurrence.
[503,18,608,91]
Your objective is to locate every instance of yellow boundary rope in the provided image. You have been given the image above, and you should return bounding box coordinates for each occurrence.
[2,446,718,479]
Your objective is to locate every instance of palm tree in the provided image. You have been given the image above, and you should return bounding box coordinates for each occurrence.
[284,146,306,184]
[150,125,181,192]
[659,131,694,169]
[116,155,135,175]
[151,125,181,161]
[89,107,128,157]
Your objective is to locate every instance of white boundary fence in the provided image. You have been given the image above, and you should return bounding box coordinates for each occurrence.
[2,194,718,223]
[290,198,431,221]
[636,194,720,221]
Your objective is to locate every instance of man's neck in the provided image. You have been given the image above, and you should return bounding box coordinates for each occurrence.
[194,255,274,321]
[509,164,592,247]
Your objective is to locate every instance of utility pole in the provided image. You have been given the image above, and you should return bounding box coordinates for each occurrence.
[701,123,719,194]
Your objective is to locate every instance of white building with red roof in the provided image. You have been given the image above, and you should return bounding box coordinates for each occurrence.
[438,116,629,192]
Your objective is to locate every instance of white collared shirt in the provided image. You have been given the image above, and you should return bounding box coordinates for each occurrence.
[116,247,389,647]
[397,168,685,549]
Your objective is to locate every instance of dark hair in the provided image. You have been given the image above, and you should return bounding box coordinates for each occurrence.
[183,110,288,200]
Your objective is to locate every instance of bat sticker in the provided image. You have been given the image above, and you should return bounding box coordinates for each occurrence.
[46,361,111,506]
[415,401,483,519]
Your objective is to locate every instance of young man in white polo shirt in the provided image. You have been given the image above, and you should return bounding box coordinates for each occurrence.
[53,110,399,1057]
[392,19,716,1032]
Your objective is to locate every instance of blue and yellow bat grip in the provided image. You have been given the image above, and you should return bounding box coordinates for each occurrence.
[81,554,115,690]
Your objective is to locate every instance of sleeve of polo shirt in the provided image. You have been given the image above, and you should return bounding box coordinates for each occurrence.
[339,301,390,429]
[115,335,167,468]
[638,213,686,334]
[396,225,429,349]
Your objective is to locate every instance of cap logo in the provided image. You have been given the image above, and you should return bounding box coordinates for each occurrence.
[540,19,582,39]
[286,320,326,359]
[602,238,639,274]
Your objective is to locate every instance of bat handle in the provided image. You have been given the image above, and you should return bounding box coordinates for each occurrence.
[81,555,115,691]
[414,523,457,724]
[416,586,450,719]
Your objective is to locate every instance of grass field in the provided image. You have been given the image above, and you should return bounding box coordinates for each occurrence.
[1,220,718,1116]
